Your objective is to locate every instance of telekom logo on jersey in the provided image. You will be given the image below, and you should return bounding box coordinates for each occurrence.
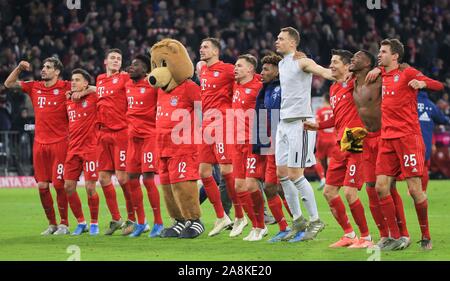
[37,97,46,108]
[167,101,279,154]
[68,110,76,122]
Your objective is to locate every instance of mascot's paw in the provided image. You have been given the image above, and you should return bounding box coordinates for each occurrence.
[179,219,205,239]
[160,219,185,238]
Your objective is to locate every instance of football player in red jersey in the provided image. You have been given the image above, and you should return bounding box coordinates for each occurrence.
[4,57,94,235]
[305,50,373,248]
[368,39,444,250]
[64,69,100,236]
[125,55,163,237]
[96,49,135,235]
[197,38,236,236]
[314,95,336,190]
[350,50,411,250]
[231,54,266,241]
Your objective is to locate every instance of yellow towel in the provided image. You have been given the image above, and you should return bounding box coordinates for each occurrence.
[340,127,368,153]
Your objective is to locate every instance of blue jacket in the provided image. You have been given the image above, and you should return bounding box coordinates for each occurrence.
[252,79,281,154]
[418,91,450,160]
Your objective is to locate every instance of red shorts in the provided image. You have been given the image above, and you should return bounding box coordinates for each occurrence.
[376,134,425,178]
[33,140,68,185]
[158,154,199,185]
[97,127,128,171]
[362,131,380,184]
[64,152,98,181]
[232,144,266,180]
[316,138,338,159]
[264,154,278,185]
[126,136,158,174]
[326,145,364,189]
[198,142,233,164]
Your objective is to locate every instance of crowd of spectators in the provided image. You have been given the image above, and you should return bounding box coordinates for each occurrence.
[0,0,449,128]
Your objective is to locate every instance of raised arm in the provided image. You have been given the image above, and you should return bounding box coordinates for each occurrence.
[4,61,31,89]
[70,85,97,102]
[407,69,444,91]
[298,58,334,81]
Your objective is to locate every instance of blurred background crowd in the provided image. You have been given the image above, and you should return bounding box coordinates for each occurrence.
[0,0,449,178]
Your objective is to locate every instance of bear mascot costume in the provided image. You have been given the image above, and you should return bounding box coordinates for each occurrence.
[148,38,204,238]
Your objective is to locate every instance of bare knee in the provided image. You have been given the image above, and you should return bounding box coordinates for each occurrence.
[245,178,260,193]
[344,187,358,204]
[64,180,77,195]
[264,183,278,199]
[323,185,339,202]
[116,171,128,186]
[37,182,49,190]
[199,163,213,178]
[98,172,112,187]
[276,166,288,179]
[219,164,233,175]
[85,181,97,197]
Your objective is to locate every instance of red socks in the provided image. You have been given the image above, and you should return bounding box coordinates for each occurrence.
[88,193,99,224]
[143,177,163,225]
[101,183,121,221]
[121,182,136,222]
[349,199,369,237]
[414,199,431,240]
[55,187,68,226]
[38,188,57,225]
[223,173,244,219]
[366,187,389,237]
[202,176,225,219]
[267,196,288,231]
[128,178,146,225]
[379,195,401,239]
[67,191,85,223]
[250,189,265,229]
[237,191,256,227]
[329,196,353,234]
[391,188,409,237]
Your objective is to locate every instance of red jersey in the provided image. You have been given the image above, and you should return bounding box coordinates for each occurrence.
[315,106,335,139]
[126,78,158,137]
[381,66,444,139]
[66,93,98,153]
[20,80,70,144]
[328,79,364,141]
[96,72,130,131]
[199,61,234,126]
[232,74,263,143]
[155,80,201,157]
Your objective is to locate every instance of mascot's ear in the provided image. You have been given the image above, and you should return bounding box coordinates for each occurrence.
[167,42,179,54]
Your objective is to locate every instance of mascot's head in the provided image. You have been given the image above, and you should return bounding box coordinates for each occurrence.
[148,38,194,92]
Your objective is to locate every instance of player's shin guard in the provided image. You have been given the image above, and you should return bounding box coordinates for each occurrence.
[129,178,145,225]
[349,199,369,237]
[414,199,431,240]
[223,173,244,219]
[293,176,319,221]
[54,185,69,226]
[366,187,389,237]
[202,176,225,219]
[39,188,57,225]
[250,189,265,229]
[329,196,353,234]
[87,193,99,224]
[67,191,85,223]
[121,182,136,222]
[143,177,163,225]
[391,187,409,237]
[379,195,401,239]
[237,191,257,227]
[101,183,121,221]
[267,196,289,231]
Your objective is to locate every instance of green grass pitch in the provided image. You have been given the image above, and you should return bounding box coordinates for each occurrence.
[1,180,449,261]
